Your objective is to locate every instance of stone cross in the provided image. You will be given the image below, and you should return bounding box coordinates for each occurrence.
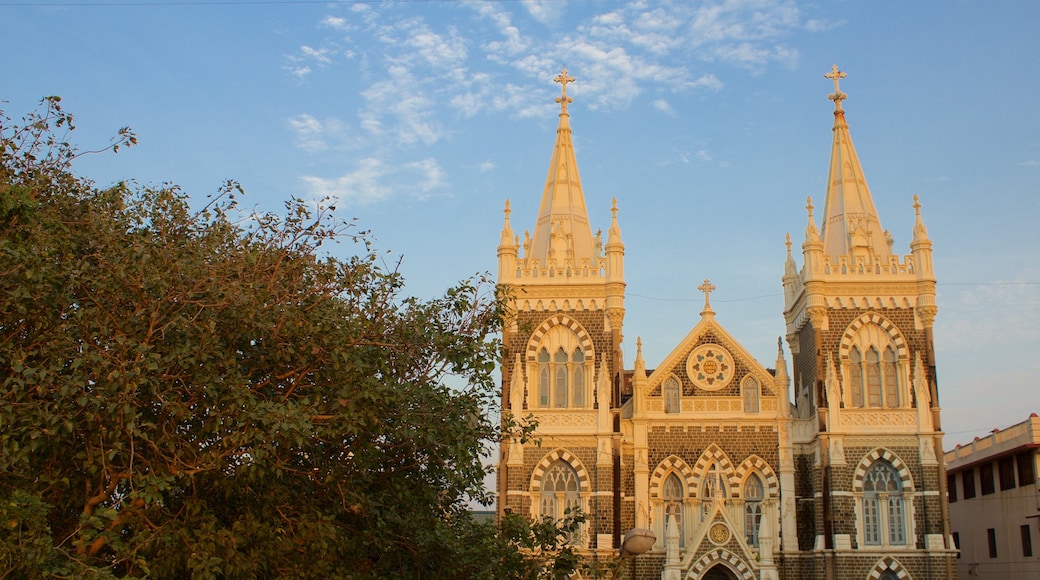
[698,279,716,313]
[554,68,575,114]
[825,64,847,110]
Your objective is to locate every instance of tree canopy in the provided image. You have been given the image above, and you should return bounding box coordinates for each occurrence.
[0,98,600,579]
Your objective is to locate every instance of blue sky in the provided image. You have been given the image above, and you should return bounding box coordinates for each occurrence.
[3,0,1039,449]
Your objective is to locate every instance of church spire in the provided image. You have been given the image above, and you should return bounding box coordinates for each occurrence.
[819,65,889,259]
[528,69,596,267]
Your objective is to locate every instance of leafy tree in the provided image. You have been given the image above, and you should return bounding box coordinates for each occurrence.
[0,97,572,578]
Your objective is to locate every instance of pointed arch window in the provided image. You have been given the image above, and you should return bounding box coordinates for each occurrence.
[664,376,680,414]
[883,347,900,407]
[540,460,581,520]
[572,348,585,408]
[743,474,764,547]
[861,460,906,546]
[844,320,905,409]
[850,347,865,407]
[537,349,550,408]
[554,348,568,408]
[662,473,685,547]
[743,376,760,414]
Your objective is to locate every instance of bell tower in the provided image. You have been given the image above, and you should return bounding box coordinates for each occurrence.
[497,70,626,550]
[782,66,954,577]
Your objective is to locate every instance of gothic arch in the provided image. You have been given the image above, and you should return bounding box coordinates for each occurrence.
[853,448,915,492]
[686,548,754,580]
[838,312,908,360]
[866,556,911,579]
[649,455,696,499]
[525,314,595,360]
[733,455,779,498]
[529,449,591,493]
[691,444,737,498]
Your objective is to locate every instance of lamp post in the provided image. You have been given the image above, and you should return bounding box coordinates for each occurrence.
[606,527,655,578]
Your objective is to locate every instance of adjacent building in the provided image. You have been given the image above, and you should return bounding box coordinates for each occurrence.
[946,415,1040,579]
[495,67,958,579]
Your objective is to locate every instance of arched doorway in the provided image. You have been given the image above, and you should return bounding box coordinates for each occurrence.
[700,564,738,580]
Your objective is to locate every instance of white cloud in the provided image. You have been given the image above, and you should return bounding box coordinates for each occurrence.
[300,158,391,205]
[286,114,354,153]
[652,99,675,116]
[478,161,496,172]
[521,0,561,26]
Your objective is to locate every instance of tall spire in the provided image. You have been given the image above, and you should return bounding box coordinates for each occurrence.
[528,69,596,266]
[819,65,889,259]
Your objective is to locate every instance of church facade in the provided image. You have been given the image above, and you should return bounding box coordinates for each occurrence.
[495,68,958,580]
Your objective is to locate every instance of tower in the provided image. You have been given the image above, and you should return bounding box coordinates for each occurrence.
[781,65,954,578]
[497,69,626,550]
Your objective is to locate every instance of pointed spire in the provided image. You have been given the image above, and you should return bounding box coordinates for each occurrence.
[499,199,516,248]
[784,233,797,277]
[819,66,889,258]
[912,194,930,242]
[634,337,646,378]
[775,338,791,416]
[528,69,596,266]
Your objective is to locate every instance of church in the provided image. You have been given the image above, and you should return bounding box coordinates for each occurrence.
[494,68,958,580]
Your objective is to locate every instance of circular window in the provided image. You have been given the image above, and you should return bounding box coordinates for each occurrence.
[709,522,731,545]
[686,344,734,391]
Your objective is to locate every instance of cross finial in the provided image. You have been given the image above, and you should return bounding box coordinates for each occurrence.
[697,279,716,316]
[554,68,575,114]
[825,64,847,111]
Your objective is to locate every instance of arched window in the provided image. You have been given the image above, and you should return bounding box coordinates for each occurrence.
[541,460,581,520]
[554,348,568,408]
[664,377,680,414]
[866,347,882,407]
[537,349,550,408]
[883,347,899,408]
[743,474,764,547]
[572,348,585,408]
[862,460,905,546]
[843,319,905,409]
[849,347,865,407]
[743,376,760,413]
[662,474,685,547]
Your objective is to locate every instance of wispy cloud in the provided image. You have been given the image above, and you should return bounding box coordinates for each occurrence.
[286,114,355,153]
[289,0,815,204]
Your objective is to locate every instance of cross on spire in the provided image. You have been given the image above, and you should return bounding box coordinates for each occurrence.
[825,64,847,111]
[554,68,575,114]
[698,279,716,316]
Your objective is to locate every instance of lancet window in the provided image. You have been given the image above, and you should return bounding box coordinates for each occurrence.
[742,376,760,413]
[662,473,685,546]
[663,376,680,414]
[743,474,764,547]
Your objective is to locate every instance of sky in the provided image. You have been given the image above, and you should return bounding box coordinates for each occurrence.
[2,0,1039,451]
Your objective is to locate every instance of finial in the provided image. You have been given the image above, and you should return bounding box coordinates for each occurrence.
[913,194,922,216]
[554,68,575,115]
[785,233,793,256]
[611,197,618,220]
[504,199,511,221]
[912,194,929,240]
[825,64,847,111]
[698,279,716,316]
[805,196,815,222]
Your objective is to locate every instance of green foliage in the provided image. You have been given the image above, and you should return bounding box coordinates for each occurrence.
[0,98,582,578]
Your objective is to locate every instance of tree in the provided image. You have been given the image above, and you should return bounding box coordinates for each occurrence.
[0,98,547,578]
